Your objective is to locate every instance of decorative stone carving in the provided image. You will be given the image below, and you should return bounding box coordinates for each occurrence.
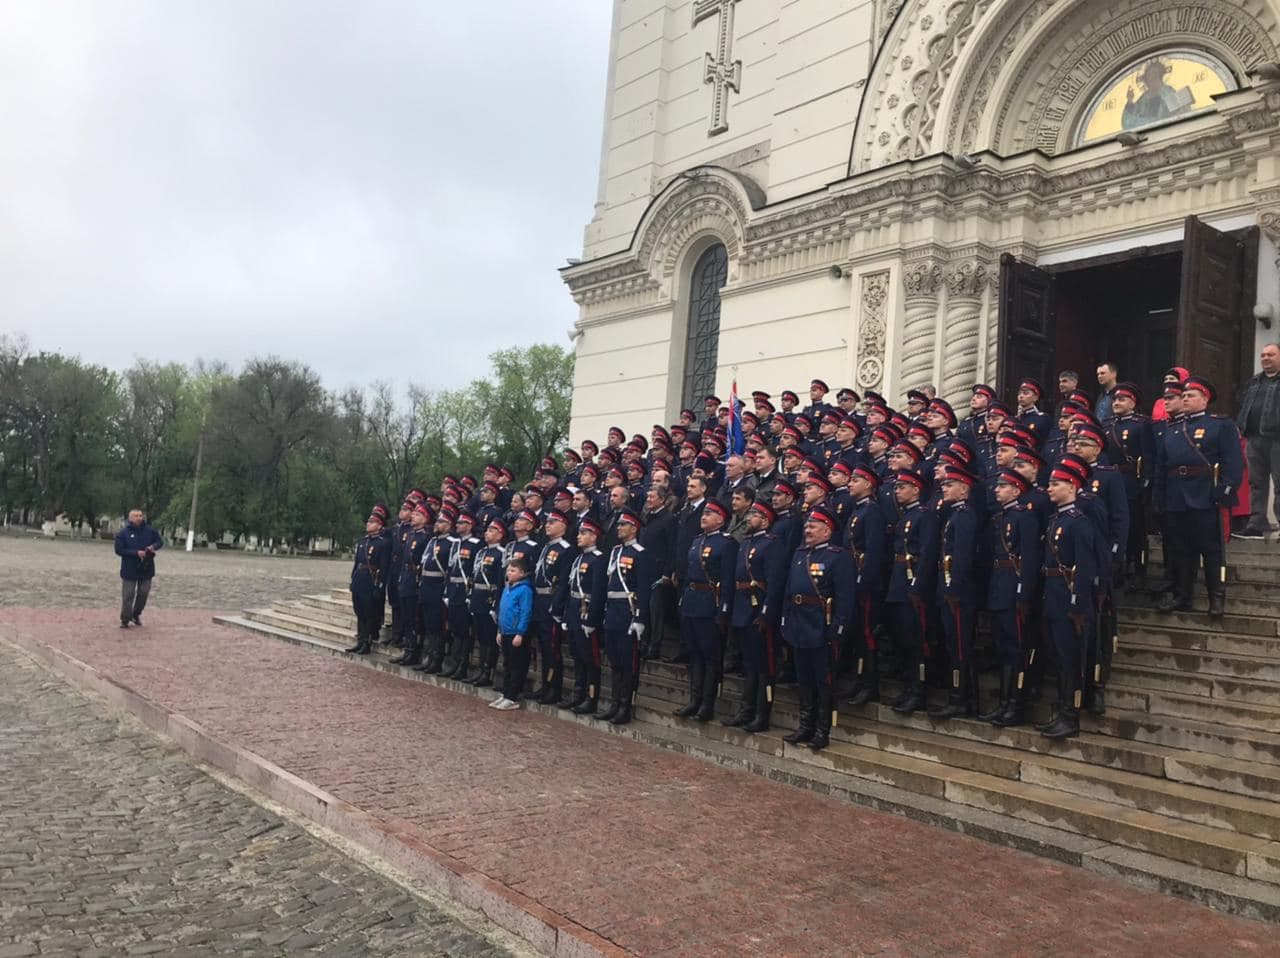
[942,261,991,402]
[692,0,746,137]
[857,271,891,391]
[900,257,944,391]
[1258,208,1280,270]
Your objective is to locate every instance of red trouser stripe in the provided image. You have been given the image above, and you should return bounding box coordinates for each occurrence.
[862,596,875,651]
[589,630,601,668]
[952,603,964,663]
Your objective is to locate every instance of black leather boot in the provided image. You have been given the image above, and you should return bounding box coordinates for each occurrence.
[561,666,587,710]
[573,671,601,717]
[808,687,834,751]
[846,649,880,706]
[980,666,1014,722]
[890,663,926,714]
[694,664,719,722]
[597,667,622,722]
[610,668,634,725]
[1207,584,1226,621]
[782,687,816,745]
[1040,673,1080,740]
[673,663,703,718]
[743,680,772,733]
[928,663,974,721]
[444,636,472,678]
[722,674,758,727]
[344,633,365,654]
[992,669,1026,728]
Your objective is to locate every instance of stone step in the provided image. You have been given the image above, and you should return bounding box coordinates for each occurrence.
[1109,663,1280,707]
[1110,684,1280,734]
[1118,607,1280,638]
[1145,563,1280,586]
[1119,630,1280,659]
[634,665,1280,800]
[273,599,356,630]
[1121,588,1280,618]
[1115,646,1280,683]
[243,608,355,644]
[212,612,1280,920]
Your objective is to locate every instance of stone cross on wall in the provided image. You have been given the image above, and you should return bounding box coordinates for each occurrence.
[693,0,743,137]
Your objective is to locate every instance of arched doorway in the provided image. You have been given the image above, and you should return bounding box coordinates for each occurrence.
[682,244,728,410]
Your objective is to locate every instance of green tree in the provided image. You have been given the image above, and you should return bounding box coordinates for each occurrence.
[469,344,574,481]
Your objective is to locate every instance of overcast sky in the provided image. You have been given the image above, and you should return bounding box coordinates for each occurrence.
[0,2,611,392]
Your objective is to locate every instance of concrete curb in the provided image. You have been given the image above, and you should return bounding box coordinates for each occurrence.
[3,633,632,958]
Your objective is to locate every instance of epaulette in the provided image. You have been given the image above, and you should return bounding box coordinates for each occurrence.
[1210,413,1232,421]
[631,542,645,552]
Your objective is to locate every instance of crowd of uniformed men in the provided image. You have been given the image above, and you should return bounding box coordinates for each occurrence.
[348,371,1242,747]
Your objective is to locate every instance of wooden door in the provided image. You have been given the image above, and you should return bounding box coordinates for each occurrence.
[1176,217,1258,412]
[997,254,1056,403]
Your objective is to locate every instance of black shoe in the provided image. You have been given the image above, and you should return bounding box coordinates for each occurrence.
[609,704,633,725]
[1040,711,1080,739]
[472,668,493,688]
[673,700,700,717]
[743,682,772,733]
[663,652,690,664]
[846,681,879,707]
[1156,591,1191,613]
[1208,592,1226,620]
[597,700,621,722]
[572,697,598,716]
[783,689,816,744]
[808,689,833,751]
[354,641,372,656]
[890,683,925,715]
[1085,685,1106,717]
[343,636,364,654]
[991,701,1024,727]
[978,666,1014,722]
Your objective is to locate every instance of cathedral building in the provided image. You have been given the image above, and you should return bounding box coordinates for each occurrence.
[560,0,1280,440]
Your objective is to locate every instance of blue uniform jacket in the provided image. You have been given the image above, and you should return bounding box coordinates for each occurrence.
[1018,407,1051,442]
[604,542,652,630]
[780,542,857,649]
[1077,465,1130,575]
[532,538,576,624]
[566,548,608,631]
[469,544,504,615]
[886,501,940,603]
[937,501,979,604]
[729,530,787,629]
[1104,414,1156,500]
[418,535,451,604]
[497,577,533,635]
[397,528,429,596]
[986,501,1042,610]
[444,535,477,606]
[1043,505,1098,610]
[845,495,889,596]
[681,531,738,619]
[1154,412,1244,512]
[114,524,163,580]
[350,532,390,596]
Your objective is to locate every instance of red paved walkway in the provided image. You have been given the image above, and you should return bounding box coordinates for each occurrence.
[5,608,1279,958]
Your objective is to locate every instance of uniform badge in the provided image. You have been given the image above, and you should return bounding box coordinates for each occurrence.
[579,562,589,574]
[702,547,712,557]
[1194,429,1206,439]
[1092,480,1100,493]
[620,556,633,569]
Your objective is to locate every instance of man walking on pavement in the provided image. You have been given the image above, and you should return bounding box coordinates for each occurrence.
[114,509,163,629]
[1235,343,1280,540]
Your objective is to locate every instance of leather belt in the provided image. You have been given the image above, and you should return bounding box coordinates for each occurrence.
[893,554,909,564]
[994,560,1016,570]
[689,582,716,592]
[792,595,825,606]
[1167,465,1210,477]
[735,581,760,591]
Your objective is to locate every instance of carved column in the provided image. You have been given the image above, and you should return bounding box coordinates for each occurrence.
[942,261,990,405]
[856,271,890,394]
[900,259,943,392]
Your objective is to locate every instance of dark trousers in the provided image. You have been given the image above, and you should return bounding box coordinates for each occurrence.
[852,594,882,665]
[1246,435,1280,525]
[447,603,472,665]
[1125,496,1147,568]
[500,633,533,700]
[735,621,775,682]
[536,620,563,687]
[940,598,975,666]
[649,580,677,656]
[472,610,500,670]
[890,600,925,677]
[120,578,152,623]
[396,592,418,643]
[789,638,837,690]
[569,626,603,699]
[1166,507,1226,598]
[351,587,380,640]
[990,607,1028,670]
[1045,581,1091,698]
[682,616,721,685]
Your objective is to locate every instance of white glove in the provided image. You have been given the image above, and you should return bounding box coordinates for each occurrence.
[490,610,498,623]
[552,616,564,627]
[629,622,645,639]
[443,597,449,607]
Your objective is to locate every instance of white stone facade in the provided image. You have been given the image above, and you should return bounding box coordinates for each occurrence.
[563,0,1280,443]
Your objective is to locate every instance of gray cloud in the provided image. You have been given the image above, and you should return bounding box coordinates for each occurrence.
[0,2,610,391]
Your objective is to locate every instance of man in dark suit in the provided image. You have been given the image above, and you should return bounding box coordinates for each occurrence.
[666,475,709,663]
[640,486,678,660]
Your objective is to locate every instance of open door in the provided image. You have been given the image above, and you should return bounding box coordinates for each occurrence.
[1177,216,1258,413]
[997,253,1056,403]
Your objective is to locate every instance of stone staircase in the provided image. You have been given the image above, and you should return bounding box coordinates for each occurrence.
[215,538,1280,922]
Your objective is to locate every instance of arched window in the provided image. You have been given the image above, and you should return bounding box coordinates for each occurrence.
[682,244,728,410]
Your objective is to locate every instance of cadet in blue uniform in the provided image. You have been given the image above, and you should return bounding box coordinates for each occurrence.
[600,509,652,725]
[531,510,576,704]
[1065,422,1130,715]
[391,502,432,666]
[982,470,1042,726]
[443,513,480,677]
[346,504,392,655]
[959,384,994,447]
[1154,376,1243,619]
[1015,378,1051,443]
[676,500,738,722]
[387,501,414,648]
[723,501,787,732]
[564,518,608,714]
[780,506,856,751]
[1103,382,1155,576]
[414,507,455,674]
[465,518,507,686]
[886,469,941,714]
[1038,465,1099,740]
[845,465,890,706]
[929,467,981,720]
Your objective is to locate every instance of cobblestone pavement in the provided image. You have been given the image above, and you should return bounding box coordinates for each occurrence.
[5,608,1278,958]
[0,534,346,611]
[0,641,522,958]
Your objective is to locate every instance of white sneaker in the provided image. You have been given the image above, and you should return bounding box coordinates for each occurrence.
[495,698,521,711]
[488,696,510,709]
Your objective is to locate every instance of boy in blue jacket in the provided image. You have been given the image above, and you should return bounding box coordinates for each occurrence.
[492,555,534,710]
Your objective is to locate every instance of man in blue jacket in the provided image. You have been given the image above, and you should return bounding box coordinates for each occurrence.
[114,509,163,629]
